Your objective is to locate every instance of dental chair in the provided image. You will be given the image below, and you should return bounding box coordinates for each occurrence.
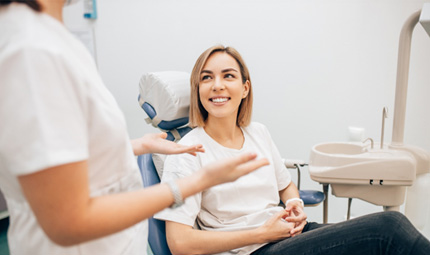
[137,153,171,255]
[137,71,325,254]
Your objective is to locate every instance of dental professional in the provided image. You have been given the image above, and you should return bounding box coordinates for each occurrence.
[0,1,269,254]
[154,45,430,255]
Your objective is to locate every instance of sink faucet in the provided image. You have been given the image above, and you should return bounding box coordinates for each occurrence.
[363,137,374,149]
[381,107,388,149]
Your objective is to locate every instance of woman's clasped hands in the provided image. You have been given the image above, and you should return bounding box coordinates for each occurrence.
[258,202,307,243]
[284,201,307,237]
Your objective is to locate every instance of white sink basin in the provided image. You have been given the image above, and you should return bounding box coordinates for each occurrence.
[314,142,366,155]
[309,142,417,206]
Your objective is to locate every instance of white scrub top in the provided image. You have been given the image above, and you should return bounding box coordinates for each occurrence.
[0,3,147,255]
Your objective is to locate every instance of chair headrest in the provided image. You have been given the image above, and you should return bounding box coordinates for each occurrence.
[138,71,192,141]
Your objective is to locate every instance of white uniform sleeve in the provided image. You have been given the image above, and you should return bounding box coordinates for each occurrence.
[154,153,202,227]
[0,47,88,176]
[261,124,291,191]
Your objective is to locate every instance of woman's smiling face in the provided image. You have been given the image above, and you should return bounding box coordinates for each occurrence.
[198,51,249,123]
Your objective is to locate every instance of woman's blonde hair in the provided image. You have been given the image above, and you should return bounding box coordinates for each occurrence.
[189,45,253,127]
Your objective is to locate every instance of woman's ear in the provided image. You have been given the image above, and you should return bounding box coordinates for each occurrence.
[242,80,250,98]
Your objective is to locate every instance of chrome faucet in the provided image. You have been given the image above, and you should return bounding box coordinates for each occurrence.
[381,107,388,149]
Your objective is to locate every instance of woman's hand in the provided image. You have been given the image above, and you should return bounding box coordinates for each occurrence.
[257,210,296,243]
[131,132,205,156]
[284,201,307,237]
[200,152,269,187]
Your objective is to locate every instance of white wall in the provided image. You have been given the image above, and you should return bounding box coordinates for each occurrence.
[64,0,430,235]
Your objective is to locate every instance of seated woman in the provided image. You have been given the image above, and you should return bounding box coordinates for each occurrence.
[155,45,430,255]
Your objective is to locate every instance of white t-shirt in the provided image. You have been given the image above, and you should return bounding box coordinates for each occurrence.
[155,122,291,255]
[0,4,147,255]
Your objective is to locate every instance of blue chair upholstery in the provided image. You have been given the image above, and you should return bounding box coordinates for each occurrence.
[137,154,172,255]
[138,98,191,142]
[139,99,189,131]
[300,190,325,206]
[283,161,325,207]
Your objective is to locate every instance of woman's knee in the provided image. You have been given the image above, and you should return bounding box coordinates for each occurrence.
[356,211,409,234]
[381,211,412,228]
[380,211,408,223]
[371,211,420,242]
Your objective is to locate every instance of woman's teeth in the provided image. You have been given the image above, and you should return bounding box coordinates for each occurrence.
[212,98,228,103]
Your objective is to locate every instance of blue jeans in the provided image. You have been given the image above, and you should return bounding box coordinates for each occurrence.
[251,211,430,255]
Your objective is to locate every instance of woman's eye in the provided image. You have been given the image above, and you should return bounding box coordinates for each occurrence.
[225,74,234,79]
[201,75,211,81]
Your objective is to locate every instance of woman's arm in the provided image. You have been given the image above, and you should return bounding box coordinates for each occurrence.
[166,210,295,255]
[18,153,268,246]
[131,132,204,156]
[279,181,300,204]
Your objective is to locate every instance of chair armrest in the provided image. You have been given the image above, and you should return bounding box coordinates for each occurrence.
[282,159,307,169]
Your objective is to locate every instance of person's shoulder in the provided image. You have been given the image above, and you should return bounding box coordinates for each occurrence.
[177,127,205,145]
[0,4,73,61]
[163,128,204,175]
[244,121,269,134]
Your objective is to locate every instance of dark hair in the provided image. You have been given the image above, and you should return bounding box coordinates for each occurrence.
[0,0,42,12]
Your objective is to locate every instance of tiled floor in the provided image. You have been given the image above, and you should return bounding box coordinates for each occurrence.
[0,217,9,255]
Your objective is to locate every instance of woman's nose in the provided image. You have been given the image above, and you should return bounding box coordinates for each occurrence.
[212,77,225,91]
